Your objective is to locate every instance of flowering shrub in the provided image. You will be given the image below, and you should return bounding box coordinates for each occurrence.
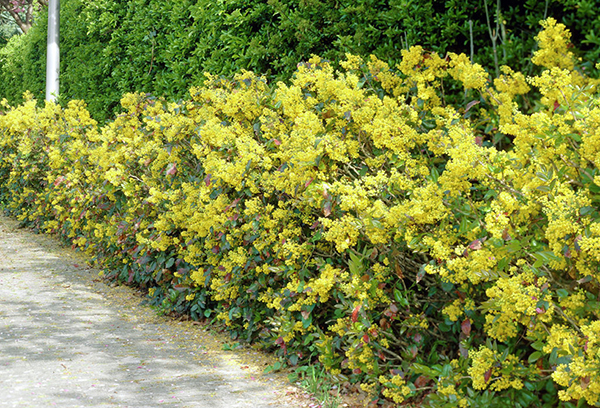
[2,18,600,407]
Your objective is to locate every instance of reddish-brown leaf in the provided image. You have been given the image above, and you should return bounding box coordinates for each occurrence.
[166,162,177,176]
[322,110,334,119]
[414,375,430,388]
[323,200,332,217]
[461,318,471,336]
[465,100,480,113]
[394,262,404,278]
[582,376,590,390]
[351,305,361,323]
[469,239,483,251]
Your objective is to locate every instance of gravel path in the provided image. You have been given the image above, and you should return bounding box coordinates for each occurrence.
[0,216,305,408]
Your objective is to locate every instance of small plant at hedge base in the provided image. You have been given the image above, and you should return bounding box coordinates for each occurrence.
[289,364,342,408]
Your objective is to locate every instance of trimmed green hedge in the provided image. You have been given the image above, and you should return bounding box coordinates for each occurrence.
[1,0,600,121]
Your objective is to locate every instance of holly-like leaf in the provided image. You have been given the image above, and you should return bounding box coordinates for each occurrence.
[528,351,542,364]
[322,110,334,119]
[395,263,404,279]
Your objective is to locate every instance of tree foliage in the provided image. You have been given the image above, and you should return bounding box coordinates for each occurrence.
[0,10,20,45]
[0,0,46,34]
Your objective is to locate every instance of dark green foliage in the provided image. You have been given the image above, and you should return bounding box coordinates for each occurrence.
[0,0,599,121]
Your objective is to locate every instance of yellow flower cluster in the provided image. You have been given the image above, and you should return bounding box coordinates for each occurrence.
[484,271,551,341]
[531,18,575,70]
[544,322,600,404]
[378,374,412,404]
[469,346,525,391]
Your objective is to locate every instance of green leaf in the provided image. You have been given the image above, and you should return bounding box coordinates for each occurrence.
[533,251,559,267]
[412,363,435,377]
[430,166,440,182]
[531,340,545,351]
[580,206,594,216]
[301,313,312,329]
[438,320,452,332]
[165,257,175,268]
[528,351,542,364]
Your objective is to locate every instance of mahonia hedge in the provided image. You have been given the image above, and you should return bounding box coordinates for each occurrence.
[2,19,600,407]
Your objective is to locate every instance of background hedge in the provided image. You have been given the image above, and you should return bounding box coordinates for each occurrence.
[1,0,600,121]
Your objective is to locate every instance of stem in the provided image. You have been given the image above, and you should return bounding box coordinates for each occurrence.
[484,0,501,77]
[469,20,474,63]
[482,169,526,198]
[552,302,584,335]
[381,346,405,361]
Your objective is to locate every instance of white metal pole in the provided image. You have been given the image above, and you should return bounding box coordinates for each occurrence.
[45,0,59,102]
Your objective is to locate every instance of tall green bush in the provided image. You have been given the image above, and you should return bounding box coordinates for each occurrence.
[0,13,46,102]
[1,0,599,121]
